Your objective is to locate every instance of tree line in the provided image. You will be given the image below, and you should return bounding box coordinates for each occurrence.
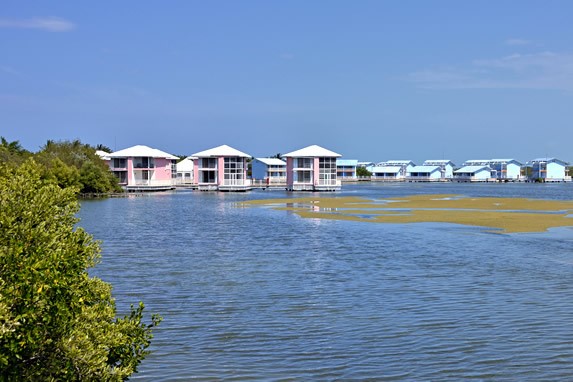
[0,137,122,195]
[1,138,161,379]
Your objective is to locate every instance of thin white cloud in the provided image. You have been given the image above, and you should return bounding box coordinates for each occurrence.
[505,38,532,46]
[280,53,295,60]
[0,17,75,32]
[408,51,573,91]
[0,66,20,75]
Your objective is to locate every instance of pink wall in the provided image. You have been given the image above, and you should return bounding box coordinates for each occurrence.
[217,157,225,185]
[127,158,134,184]
[313,158,320,185]
[193,158,199,184]
[154,158,173,181]
[286,157,294,187]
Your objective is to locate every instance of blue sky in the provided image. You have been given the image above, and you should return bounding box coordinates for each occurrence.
[1,1,572,164]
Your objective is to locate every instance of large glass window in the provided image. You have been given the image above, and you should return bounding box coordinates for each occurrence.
[224,157,244,184]
[319,157,337,184]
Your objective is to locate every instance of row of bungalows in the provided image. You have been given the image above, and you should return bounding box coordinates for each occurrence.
[100,144,344,192]
[453,158,570,182]
[366,160,455,182]
[98,145,571,191]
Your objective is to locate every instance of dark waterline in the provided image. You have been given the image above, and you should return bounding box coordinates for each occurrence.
[78,183,573,381]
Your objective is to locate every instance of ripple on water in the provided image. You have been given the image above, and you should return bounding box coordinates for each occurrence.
[78,184,573,380]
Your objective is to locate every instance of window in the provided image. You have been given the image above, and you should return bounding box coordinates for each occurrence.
[223,157,244,184]
[296,158,312,168]
[134,157,155,168]
[113,158,126,168]
[200,158,217,169]
[319,157,337,183]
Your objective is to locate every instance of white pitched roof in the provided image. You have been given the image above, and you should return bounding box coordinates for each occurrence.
[454,166,491,174]
[423,160,454,165]
[255,157,286,166]
[95,150,110,160]
[283,145,341,158]
[409,165,441,173]
[176,157,195,172]
[370,166,401,173]
[191,144,250,158]
[108,145,178,160]
[382,160,415,166]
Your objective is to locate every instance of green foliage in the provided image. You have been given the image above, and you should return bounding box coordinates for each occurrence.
[0,137,31,168]
[35,139,122,194]
[356,166,372,177]
[0,160,160,380]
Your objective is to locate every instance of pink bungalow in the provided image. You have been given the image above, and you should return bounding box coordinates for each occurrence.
[191,144,252,192]
[283,145,342,191]
[107,145,178,191]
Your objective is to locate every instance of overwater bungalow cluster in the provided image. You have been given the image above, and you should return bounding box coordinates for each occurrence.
[97,144,572,192]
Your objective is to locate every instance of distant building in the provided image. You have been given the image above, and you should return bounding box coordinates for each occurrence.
[176,157,195,185]
[422,160,455,179]
[527,158,570,182]
[252,157,287,186]
[96,150,111,162]
[191,144,252,191]
[357,161,375,168]
[107,145,178,191]
[283,145,342,191]
[371,160,415,181]
[407,165,443,182]
[453,165,494,182]
[336,159,358,181]
[464,159,523,180]
[368,165,402,181]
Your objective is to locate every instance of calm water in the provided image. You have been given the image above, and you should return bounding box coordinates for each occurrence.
[79,183,573,381]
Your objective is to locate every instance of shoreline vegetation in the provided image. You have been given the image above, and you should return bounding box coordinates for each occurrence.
[243,194,573,233]
[1,145,160,379]
[1,137,122,196]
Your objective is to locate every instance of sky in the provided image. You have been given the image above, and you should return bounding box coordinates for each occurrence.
[1,1,573,165]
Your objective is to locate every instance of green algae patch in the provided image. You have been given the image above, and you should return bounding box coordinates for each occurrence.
[241,195,573,233]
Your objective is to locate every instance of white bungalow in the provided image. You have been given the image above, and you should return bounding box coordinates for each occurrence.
[336,159,358,181]
[464,159,523,181]
[372,160,415,181]
[191,144,252,191]
[453,166,494,182]
[283,145,342,191]
[251,157,287,187]
[527,158,570,182]
[407,165,442,182]
[107,145,178,191]
[489,159,523,180]
[422,160,455,179]
[357,161,375,168]
[368,165,402,181]
[176,157,195,185]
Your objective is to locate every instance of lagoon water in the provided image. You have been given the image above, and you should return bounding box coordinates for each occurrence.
[79,182,573,381]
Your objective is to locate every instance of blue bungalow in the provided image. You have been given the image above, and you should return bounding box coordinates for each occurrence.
[251,157,287,186]
[453,166,494,182]
[422,160,455,179]
[464,159,523,180]
[336,159,358,181]
[527,158,570,182]
[407,165,442,182]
